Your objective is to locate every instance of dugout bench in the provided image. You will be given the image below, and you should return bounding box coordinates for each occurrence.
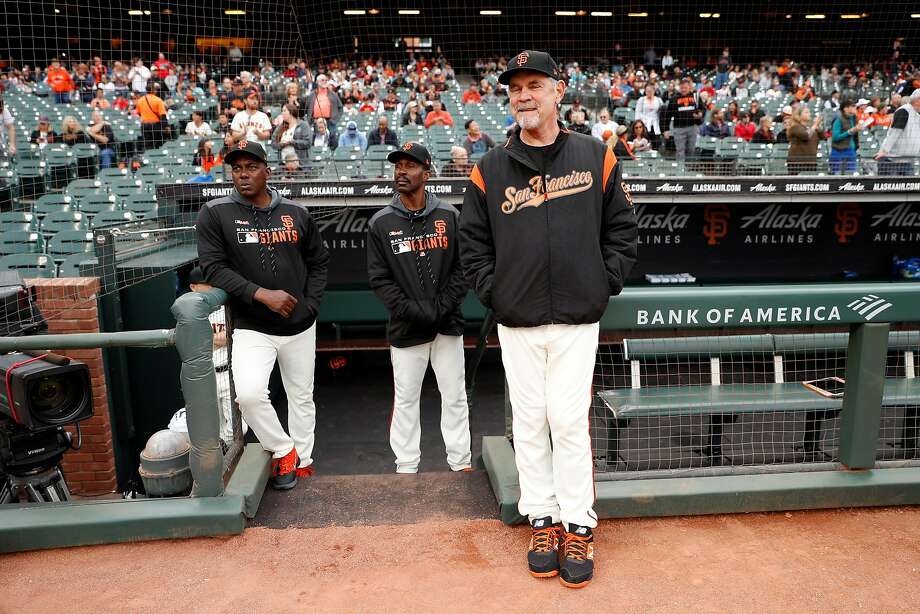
[598,331,920,467]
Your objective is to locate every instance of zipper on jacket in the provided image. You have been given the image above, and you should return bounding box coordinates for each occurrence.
[543,169,556,324]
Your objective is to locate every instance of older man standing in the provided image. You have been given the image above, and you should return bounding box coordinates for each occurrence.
[460,50,637,589]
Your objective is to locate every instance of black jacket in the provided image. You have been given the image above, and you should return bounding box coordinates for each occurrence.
[367,128,399,148]
[367,192,467,348]
[196,188,329,336]
[661,93,704,129]
[460,122,638,328]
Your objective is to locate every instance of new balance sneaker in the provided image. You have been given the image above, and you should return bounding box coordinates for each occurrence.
[295,464,314,478]
[527,517,562,578]
[269,448,299,490]
[559,524,595,588]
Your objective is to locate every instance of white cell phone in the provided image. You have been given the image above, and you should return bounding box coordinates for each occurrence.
[802,377,846,398]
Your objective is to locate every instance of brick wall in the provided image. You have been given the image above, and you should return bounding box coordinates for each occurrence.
[27,278,117,496]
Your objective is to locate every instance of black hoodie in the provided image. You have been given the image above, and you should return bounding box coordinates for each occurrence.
[196,187,329,336]
[367,191,467,348]
[460,122,638,328]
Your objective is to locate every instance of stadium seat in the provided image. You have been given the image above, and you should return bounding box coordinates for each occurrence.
[122,193,157,218]
[98,167,131,182]
[32,193,74,217]
[45,150,76,191]
[92,210,136,228]
[76,193,119,216]
[57,252,99,278]
[47,230,95,261]
[16,160,46,201]
[71,143,101,179]
[0,211,38,231]
[0,253,56,278]
[41,210,90,236]
[333,146,364,163]
[0,230,44,255]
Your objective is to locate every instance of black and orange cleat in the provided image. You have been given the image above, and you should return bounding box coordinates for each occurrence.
[269,448,299,490]
[559,524,595,588]
[527,517,562,578]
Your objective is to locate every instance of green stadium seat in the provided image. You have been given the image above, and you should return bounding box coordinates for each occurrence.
[0,231,44,255]
[98,167,132,182]
[92,210,136,228]
[71,143,101,179]
[45,150,76,191]
[0,253,56,278]
[32,194,74,217]
[77,193,120,216]
[333,146,364,163]
[16,160,46,201]
[58,252,99,278]
[123,194,158,218]
[41,210,90,236]
[47,230,95,261]
[0,211,39,231]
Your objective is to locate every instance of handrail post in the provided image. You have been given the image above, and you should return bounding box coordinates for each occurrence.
[171,287,228,497]
[838,322,890,470]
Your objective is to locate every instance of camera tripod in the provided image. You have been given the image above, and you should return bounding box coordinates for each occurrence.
[0,464,72,504]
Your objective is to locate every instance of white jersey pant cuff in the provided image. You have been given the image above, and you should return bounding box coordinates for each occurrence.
[498,322,599,529]
[389,333,472,473]
[231,324,317,465]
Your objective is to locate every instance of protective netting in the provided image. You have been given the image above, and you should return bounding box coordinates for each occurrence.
[0,2,917,323]
[591,331,920,477]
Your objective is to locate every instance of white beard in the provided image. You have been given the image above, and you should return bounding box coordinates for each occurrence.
[515,110,541,130]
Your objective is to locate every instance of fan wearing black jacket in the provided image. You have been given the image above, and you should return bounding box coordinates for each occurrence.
[196,141,329,491]
[367,142,472,474]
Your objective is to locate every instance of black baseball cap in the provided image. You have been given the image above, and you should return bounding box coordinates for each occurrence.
[387,142,431,169]
[499,50,562,85]
[224,140,269,166]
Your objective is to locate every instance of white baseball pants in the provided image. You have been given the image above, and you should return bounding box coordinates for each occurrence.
[389,334,472,473]
[231,324,317,466]
[216,369,248,444]
[498,322,599,529]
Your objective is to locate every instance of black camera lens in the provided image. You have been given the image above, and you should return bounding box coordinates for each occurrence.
[28,373,86,425]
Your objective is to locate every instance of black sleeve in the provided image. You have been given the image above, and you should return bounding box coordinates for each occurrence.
[367,219,417,319]
[300,209,329,315]
[601,162,639,296]
[891,108,909,130]
[458,165,495,309]
[196,204,260,304]
[437,210,469,316]
[660,101,674,131]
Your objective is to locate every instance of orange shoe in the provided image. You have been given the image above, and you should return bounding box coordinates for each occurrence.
[269,448,299,490]
[295,464,314,478]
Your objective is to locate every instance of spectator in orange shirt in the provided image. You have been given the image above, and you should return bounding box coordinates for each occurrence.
[46,58,74,104]
[136,82,168,150]
[462,82,482,105]
[424,99,453,128]
[91,56,108,85]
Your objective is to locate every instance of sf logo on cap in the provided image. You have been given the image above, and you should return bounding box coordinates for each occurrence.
[516,52,530,66]
[402,142,414,151]
[238,140,248,149]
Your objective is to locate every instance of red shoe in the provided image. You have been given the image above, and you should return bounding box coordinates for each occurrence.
[269,448,299,490]
[295,464,314,478]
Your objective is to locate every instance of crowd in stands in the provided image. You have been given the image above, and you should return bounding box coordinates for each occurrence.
[474,47,920,175]
[1,44,918,182]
